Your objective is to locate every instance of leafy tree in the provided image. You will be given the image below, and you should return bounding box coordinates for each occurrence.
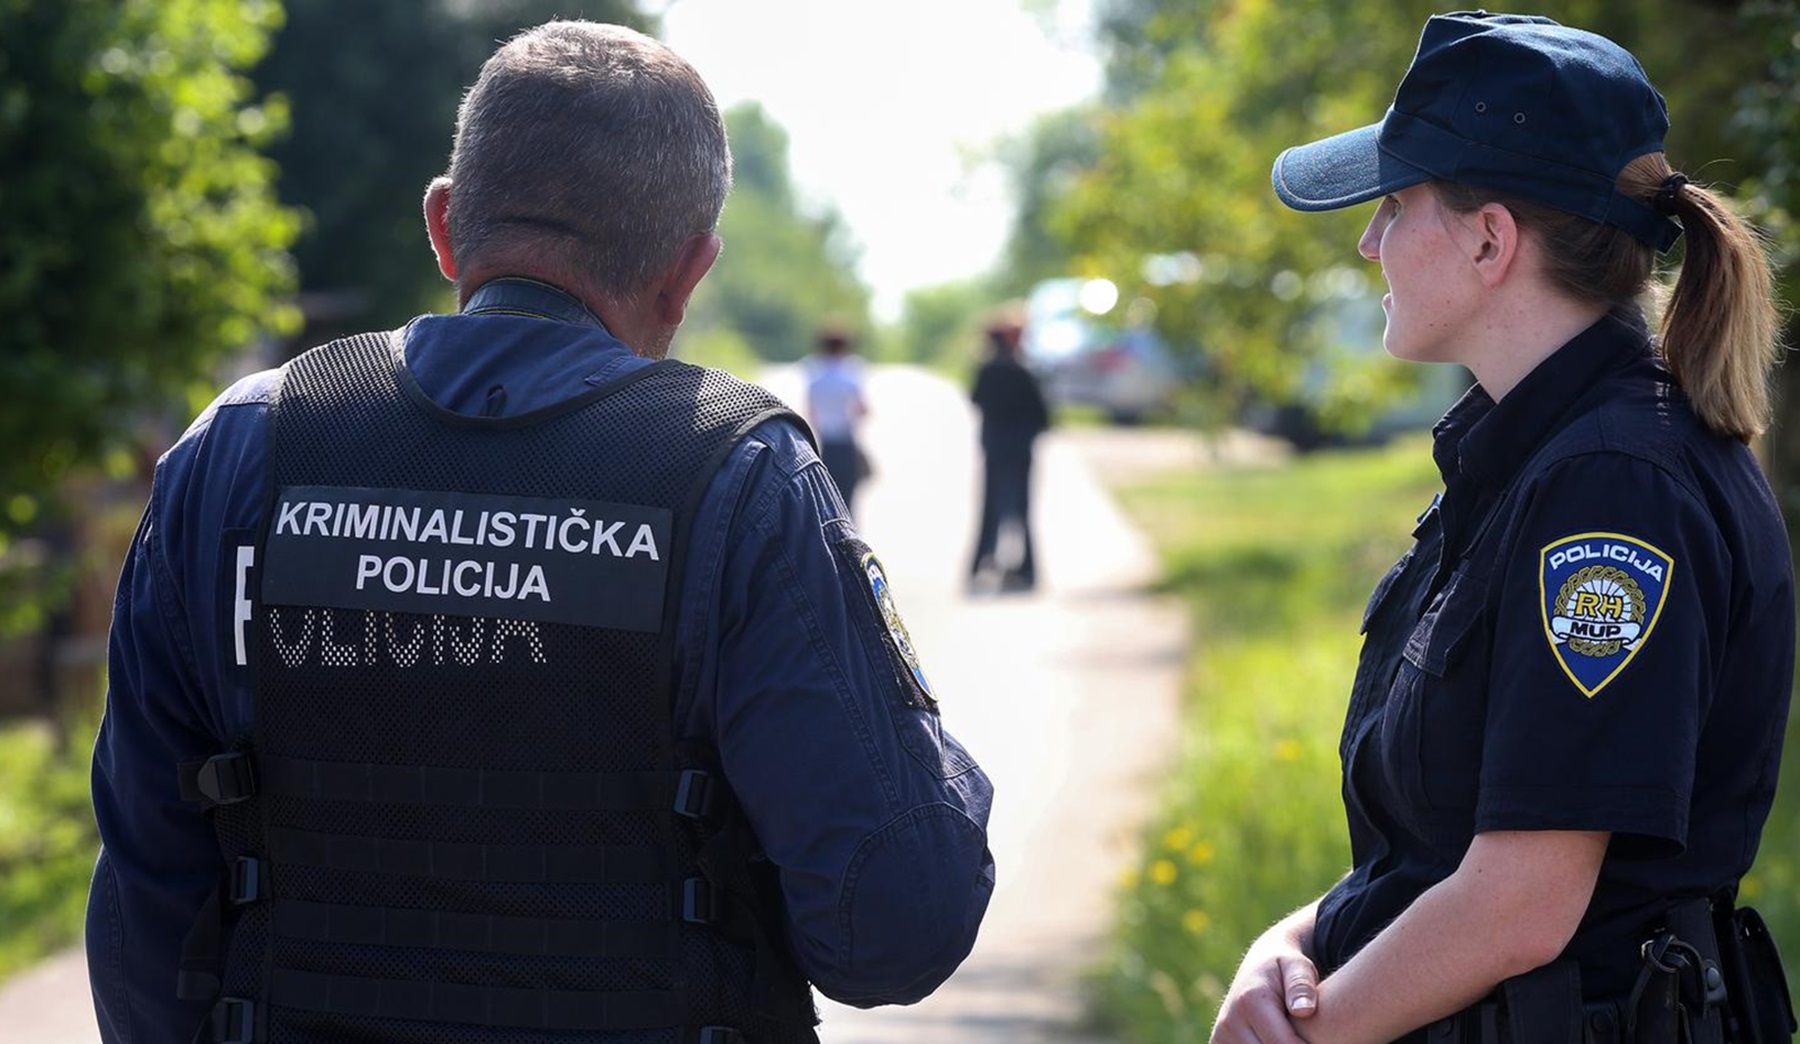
[681,103,872,363]
[886,278,1003,370]
[252,0,648,338]
[0,0,298,552]
[1732,2,1800,518]
[993,108,1103,296]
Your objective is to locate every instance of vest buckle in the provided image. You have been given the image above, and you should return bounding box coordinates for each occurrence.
[195,752,257,807]
[229,857,261,906]
[211,996,255,1043]
[683,877,718,924]
[673,769,715,821]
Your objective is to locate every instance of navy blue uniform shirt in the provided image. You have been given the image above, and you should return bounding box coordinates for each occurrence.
[87,279,996,1041]
[1314,311,1795,998]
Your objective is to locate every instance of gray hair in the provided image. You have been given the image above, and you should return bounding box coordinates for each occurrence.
[445,21,731,296]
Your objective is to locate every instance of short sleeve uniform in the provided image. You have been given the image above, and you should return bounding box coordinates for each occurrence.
[1313,312,1795,999]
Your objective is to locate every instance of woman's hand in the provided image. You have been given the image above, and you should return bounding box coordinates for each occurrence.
[1211,914,1320,1043]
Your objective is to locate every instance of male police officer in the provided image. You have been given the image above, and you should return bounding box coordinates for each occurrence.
[87,22,994,1044]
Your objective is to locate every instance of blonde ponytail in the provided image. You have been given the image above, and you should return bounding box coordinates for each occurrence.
[1622,155,1783,442]
[1435,155,1784,442]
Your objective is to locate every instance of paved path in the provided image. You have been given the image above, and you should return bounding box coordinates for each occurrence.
[0,364,1189,1043]
[770,365,1186,1042]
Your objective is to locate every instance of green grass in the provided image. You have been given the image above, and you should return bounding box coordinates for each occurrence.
[0,719,97,981]
[1743,694,1800,958]
[1093,435,1439,1040]
[1097,434,1800,1041]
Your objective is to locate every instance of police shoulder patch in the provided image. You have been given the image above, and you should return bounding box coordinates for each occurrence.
[1538,531,1674,698]
[860,550,935,705]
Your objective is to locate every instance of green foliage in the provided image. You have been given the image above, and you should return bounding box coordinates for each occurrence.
[0,720,98,981]
[253,0,648,332]
[1098,437,1441,1038]
[884,278,999,371]
[1730,3,1800,521]
[670,324,762,378]
[993,107,1104,295]
[1742,645,1800,968]
[1733,2,1800,251]
[684,103,872,363]
[0,0,299,549]
[1048,0,1765,434]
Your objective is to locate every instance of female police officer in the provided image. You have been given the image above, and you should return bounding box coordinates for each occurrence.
[1215,12,1795,1044]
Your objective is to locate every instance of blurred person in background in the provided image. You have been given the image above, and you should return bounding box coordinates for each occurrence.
[969,316,1049,594]
[803,327,869,516]
[1214,12,1795,1044]
[86,21,993,1044]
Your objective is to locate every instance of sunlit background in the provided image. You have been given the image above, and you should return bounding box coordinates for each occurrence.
[3,1,1799,1039]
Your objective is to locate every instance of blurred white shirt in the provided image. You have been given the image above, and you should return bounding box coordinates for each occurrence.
[805,355,866,442]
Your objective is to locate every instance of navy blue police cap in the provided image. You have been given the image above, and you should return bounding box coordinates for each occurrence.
[1271,11,1681,252]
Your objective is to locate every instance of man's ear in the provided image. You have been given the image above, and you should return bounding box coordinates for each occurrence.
[1466,201,1523,289]
[424,177,457,282]
[652,233,722,327]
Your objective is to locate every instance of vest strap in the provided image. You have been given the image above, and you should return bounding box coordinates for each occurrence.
[673,768,717,820]
[267,968,685,1032]
[178,753,257,809]
[271,899,675,959]
[211,997,255,1044]
[266,827,668,883]
[229,857,261,905]
[259,754,683,811]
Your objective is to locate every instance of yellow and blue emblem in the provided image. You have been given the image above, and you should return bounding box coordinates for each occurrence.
[862,551,934,704]
[1539,531,1673,698]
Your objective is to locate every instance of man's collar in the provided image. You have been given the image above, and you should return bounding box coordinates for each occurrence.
[1443,309,1650,490]
[461,277,608,330]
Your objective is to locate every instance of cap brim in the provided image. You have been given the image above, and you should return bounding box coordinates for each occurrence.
[1272,121,1432,212]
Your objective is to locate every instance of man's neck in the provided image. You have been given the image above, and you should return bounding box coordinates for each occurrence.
[458,269,667,357]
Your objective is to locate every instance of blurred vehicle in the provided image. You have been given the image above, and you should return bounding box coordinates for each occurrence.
[1240,291,1471,451]
[1023,277,1179,424]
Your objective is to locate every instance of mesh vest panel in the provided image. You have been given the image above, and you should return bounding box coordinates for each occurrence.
[217,331,817,1044]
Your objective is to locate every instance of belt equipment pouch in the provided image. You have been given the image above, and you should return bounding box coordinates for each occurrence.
[1713,900,1797,1044]
[1418,890,1795,1044]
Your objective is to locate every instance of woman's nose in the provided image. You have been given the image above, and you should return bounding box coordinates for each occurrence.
[1358,218,1382,262]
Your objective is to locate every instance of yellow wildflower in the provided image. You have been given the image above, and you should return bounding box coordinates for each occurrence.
[1182,909,1211,934]
[1162,825,1193,850]
[1187,841,1216,866]
[1149,859,1178,886]
[1274,738,1302,762]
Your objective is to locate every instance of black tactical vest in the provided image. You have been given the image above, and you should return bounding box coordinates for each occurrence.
[178,331,820,1044]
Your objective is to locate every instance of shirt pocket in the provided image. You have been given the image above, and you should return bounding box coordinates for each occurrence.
[1380,567,1487,829]
[1361,495,1441,636]
[1361,546,1418,635]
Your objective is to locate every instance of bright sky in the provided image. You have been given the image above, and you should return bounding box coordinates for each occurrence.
[661,0,1102,321]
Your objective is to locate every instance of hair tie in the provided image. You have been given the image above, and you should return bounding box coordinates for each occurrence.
[1652,173,1689,216]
